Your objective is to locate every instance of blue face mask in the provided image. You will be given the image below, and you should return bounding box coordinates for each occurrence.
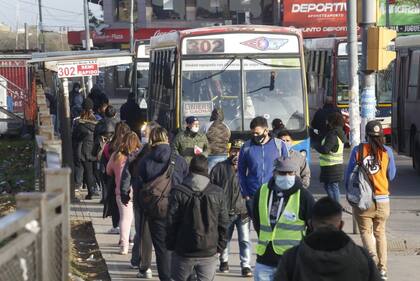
[274,175,295,191]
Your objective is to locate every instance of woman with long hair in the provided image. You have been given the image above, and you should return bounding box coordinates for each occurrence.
[345,120,396,280]
[72,98,98,200]
[107,131,141,254]
[102,121,131,234]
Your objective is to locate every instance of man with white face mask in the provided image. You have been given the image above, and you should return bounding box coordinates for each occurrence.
[173,116,209,164]
[252,157,315,281]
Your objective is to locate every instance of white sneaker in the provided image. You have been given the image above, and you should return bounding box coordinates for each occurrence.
[137,268,152,279]
[107,227,120,234]
[380,270,388,280]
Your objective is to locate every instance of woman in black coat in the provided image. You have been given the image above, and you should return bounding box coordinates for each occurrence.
[72,98,98,200]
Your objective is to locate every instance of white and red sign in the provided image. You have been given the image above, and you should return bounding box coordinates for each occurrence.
[283,0,348,38]
[57,60,99,78]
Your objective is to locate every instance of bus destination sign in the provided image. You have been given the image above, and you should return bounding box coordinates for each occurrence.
[186,38,225,54]
[183,101,213,117]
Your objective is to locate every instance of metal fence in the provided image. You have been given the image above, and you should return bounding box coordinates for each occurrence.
[0,84,70,281]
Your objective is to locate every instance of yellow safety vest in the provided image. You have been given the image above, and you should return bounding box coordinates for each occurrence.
[256,184,305,256]
[319,136,344,166]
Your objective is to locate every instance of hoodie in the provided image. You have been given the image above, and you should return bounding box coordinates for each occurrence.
[275,228,382,281]
[166,173,229,258]
[206,111,231,155]
[314,126,347,183]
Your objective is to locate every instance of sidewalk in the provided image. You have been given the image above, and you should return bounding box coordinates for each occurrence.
[71,194,419,281]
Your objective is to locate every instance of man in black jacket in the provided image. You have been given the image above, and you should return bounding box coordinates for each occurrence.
[275,197,382,281]
[120,92,142,130]
[310,97,342,145]
[253,157,314,281]
[167,155,229,281]
[210,139,252,277]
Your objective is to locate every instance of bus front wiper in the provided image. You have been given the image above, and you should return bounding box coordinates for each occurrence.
[192,57,236,84]
[245,57,299,68]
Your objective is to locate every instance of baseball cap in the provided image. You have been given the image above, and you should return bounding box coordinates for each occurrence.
[366,120,383,137]
[186,116,199,125]
[274,157,298,173]
[231,139,244,149]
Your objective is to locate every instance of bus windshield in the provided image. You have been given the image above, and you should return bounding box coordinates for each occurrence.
[181,58,305,131]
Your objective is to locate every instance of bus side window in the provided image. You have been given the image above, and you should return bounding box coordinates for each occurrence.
[408,51,420,101]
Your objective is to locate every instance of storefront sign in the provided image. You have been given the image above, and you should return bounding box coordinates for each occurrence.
[377,0,420,34]
[283,0,348,38]
[183,102,213,117]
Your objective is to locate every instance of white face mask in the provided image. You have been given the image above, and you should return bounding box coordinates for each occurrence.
[191,127,199,133]
[141,137,149,144]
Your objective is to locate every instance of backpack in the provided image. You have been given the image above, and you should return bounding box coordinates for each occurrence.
[173,184,218,252]
[346,144,375,211]
[139,151,176,219]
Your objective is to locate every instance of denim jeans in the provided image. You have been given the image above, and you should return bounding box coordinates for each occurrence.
[254,263,276,281]
[220,215,251,269]
[207,154,228,173]
[171,253,218,281]
[323,182,341,203]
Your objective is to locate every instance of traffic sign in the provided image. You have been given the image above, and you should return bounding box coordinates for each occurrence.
[57,60,99,78]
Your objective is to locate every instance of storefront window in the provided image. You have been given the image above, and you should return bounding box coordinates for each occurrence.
[115,0,138,22]
[152,0,186,20]
[196,0,229,20]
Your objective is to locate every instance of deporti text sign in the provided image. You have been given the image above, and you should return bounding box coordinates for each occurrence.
[57,60,99,78]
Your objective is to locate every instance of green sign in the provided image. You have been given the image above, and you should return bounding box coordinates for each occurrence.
[377,0,420,34]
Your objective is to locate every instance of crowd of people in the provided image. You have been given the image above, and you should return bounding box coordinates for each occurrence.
[67,88,395,281]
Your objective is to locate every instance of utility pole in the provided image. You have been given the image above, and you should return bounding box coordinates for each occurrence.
[130,0,135,53]
[83,0,93,92]
[24,23,29,50]
[38,0,45,52]
[347,0,360,148]
[360,0,377,141]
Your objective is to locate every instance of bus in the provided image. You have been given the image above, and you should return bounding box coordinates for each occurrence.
[132,40,150,107]
[392,35,420,174]
[304,37,393,141]
[147,25,310,157]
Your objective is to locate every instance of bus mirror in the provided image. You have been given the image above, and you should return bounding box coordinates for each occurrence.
[269,72,275,91]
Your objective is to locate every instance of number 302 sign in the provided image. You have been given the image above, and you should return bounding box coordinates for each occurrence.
[57,60,99,78]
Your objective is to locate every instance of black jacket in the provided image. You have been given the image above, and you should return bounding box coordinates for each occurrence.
[72,119,98,162]
[314,126,347,183]
[311,104,342,139]
[275,228,382,281]
[210,159,247,216]
[166,173,229,257]
[120,99,141,130]
[93,117,117,156]
[136,143,188,190]
[253,177,315,267]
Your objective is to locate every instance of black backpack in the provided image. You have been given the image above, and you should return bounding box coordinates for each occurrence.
[139,151,176,219]
[173,184,218,252]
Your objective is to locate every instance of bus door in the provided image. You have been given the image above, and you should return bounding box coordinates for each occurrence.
[395,54,409,152]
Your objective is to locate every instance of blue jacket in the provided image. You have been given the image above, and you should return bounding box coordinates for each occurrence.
[238,138,288,197]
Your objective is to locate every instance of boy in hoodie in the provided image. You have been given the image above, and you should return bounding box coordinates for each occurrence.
[167,155,229,281]
[275,197,382,281]
[253,157,314,281]
[313,112,347,202]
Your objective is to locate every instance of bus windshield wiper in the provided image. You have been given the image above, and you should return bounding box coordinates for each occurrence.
[192,57,236,84]
[246,57,299,68]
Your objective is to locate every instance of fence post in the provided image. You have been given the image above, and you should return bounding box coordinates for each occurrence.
[44,168,71,281]
[16,192,49,281]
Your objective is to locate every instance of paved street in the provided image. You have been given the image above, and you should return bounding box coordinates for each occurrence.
[71,149,420,281]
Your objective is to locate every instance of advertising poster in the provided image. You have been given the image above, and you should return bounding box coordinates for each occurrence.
[377,0,420,34]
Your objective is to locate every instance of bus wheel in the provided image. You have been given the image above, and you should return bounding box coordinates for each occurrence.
[414,137,420,176]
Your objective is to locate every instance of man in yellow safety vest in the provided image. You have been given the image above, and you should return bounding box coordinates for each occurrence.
[252,157,315,281]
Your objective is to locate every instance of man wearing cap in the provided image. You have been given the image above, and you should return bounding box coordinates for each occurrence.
[173,116,209,164]
[210,139,252,277]
[253,157,315,281]
[345,120,396,281]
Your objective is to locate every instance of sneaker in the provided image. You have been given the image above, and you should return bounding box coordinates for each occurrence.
[380,270,388,280]
[129,263,139,269]
[241,267,253,277]
[129,239,134,246]
[137,268,152,279]
[107,227,120,234]
[219,262,229,273]
[119,246,128,255]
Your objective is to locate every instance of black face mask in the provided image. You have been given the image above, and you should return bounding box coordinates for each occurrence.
[252,133,266,144]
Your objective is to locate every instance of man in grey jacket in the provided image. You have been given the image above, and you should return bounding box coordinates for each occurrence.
[277,130,311,188]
